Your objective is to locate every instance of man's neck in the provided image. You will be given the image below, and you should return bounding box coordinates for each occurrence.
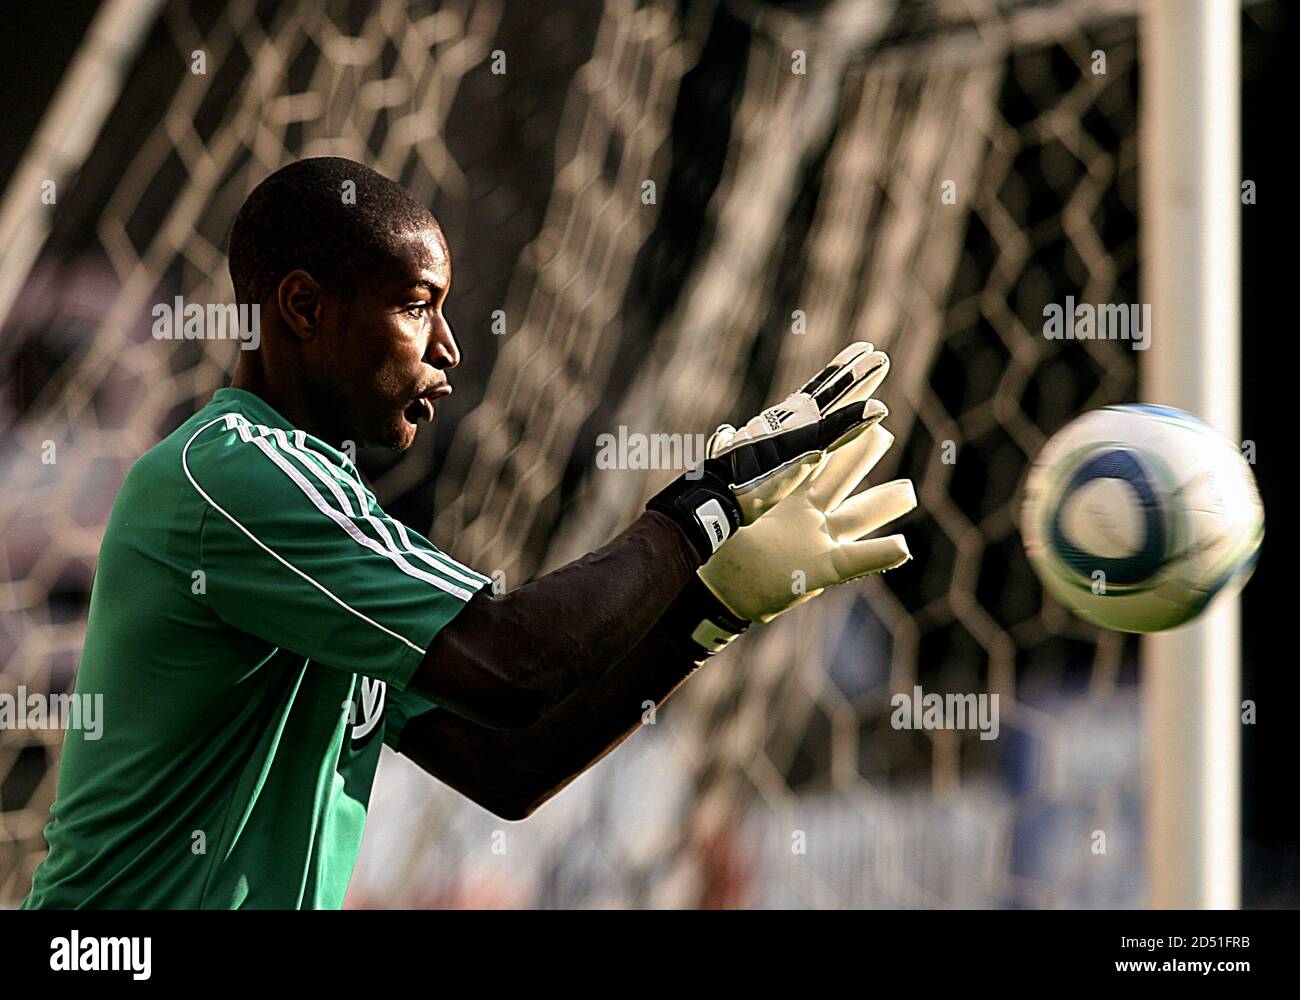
[231,360,328,440]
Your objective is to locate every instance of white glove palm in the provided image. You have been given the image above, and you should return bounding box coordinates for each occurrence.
[648,342,892,560]
[699,421,916,624]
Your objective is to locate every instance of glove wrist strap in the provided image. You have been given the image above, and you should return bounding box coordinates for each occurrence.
[660,575,751,656]
[646,467,743,563]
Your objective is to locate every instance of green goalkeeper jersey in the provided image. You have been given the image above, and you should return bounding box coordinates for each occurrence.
[23,387,489,909]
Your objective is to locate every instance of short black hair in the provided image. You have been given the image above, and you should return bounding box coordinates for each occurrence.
[228,157,438,305]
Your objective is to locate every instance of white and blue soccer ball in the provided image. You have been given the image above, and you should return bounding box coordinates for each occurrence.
[1020,404,1264,633]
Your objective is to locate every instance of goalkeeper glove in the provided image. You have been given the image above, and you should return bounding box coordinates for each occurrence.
[648,342,891,561]
[684,419,916,651]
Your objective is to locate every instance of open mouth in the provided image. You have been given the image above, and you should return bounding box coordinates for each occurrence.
[405,397,435,424]
[405,385,451,425]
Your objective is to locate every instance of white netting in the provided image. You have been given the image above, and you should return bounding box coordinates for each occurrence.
[2,0,1152,907]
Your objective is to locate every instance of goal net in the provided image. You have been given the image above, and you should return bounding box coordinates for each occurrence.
[1,0,1160,907]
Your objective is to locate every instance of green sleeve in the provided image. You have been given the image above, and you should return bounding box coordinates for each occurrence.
[185,415,489,688]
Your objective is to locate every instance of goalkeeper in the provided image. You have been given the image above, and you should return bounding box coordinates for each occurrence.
[24,158,915,909]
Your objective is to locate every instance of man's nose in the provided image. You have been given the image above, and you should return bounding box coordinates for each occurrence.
[428,314,460,370]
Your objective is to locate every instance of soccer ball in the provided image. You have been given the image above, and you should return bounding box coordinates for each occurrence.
[1019,404,1264,633]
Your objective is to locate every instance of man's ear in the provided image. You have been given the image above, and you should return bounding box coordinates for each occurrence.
[278,269,322,339]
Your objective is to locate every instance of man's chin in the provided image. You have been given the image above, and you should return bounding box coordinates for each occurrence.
[379,426,412,452]
[386,414,423,452]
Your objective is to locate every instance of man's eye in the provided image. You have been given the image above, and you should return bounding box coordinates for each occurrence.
[405,302,431,315]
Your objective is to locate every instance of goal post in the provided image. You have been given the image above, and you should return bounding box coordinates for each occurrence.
[1139,0,1242,909]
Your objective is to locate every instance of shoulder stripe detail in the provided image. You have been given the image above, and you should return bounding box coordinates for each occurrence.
[237,420,360,519]
[244,432,478,602]
[182,418,450,654]
[219,415,487,591]
[293,438,490,589]
[223,415,485,587]
[389,519,491,587]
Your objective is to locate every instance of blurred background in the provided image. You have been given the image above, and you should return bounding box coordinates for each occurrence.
[0,0,1291,908]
